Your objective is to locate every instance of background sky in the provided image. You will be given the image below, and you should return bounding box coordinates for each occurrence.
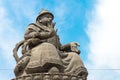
[0,0,120,80]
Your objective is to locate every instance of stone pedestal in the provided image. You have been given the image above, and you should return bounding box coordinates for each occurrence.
[12,73,85,80]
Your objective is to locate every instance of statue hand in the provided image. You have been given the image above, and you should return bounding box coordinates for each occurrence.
[70,42,80,47]
[48,22,56,28]
[50,22,56,28]
[47,26,56,37]
[70,42,80,54]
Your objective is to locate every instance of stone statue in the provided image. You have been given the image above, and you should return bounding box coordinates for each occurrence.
[13,9,88,80]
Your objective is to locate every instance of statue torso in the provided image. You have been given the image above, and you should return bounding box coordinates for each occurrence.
[27,23,61,49]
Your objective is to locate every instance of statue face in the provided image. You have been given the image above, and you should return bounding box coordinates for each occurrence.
[38,14,53,24]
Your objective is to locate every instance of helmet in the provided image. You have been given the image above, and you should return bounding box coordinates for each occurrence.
[36,9,54,21]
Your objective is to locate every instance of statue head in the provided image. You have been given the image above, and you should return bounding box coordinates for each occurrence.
[36,9,54,22]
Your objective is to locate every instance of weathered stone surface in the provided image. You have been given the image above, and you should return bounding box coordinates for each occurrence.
[12,73,84,80]
[12,9,88,80]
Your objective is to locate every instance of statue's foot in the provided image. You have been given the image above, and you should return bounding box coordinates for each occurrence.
[48,67,59,73]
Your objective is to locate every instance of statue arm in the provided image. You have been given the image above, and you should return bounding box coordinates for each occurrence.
[38,29,55,39]
[24,28,39,39]
[24,25,55,40]
[60,42,80,54]
[60,44,71,51]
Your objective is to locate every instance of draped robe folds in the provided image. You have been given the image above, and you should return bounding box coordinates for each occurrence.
[62,52,86,75]
[21,23,86,75]
[25,43,63,73]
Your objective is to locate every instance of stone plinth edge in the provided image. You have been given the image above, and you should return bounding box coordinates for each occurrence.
[12,73,84,80]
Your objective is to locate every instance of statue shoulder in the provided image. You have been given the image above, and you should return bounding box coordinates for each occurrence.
[27,23,41,31]
[27,23,37,28]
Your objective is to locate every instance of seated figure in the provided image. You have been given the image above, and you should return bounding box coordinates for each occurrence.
[13,9,88,79]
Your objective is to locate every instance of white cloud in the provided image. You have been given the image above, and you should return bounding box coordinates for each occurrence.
[53,3,70,42]
[54,3,67,19]
[0,2,22,67]
[0,0,34,64]
[0,2,24,79]
[0,0,41,79]
[11,0,37,21]
[86,0,120,80]
[53,3,68,28]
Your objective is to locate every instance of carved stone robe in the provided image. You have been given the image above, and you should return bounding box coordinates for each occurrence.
[24,23,63,73]
[24,23,87,76]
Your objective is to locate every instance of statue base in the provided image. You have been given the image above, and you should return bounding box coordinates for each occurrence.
[12,73,85,80]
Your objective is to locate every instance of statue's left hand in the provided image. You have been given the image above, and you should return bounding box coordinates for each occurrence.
[51,22,56,28]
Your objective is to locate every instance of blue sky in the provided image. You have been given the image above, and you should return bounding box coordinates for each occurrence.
[0,0,120,80]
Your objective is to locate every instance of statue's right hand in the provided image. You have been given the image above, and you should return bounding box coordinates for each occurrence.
[70,42,80,54]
